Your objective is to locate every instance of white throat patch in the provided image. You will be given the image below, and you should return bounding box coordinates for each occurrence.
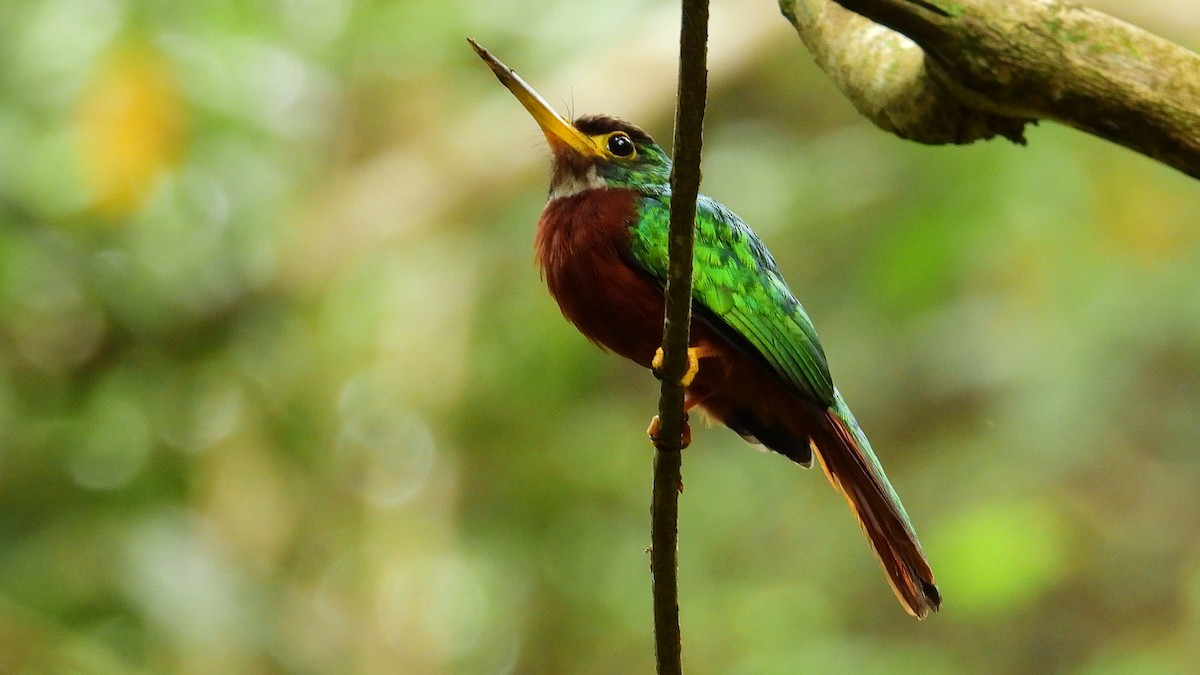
[548,165,605,201]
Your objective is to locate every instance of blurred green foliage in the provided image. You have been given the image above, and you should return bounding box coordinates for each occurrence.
[2,0,1200,673]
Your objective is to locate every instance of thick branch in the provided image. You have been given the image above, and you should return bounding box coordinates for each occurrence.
[778,0,1028,144]
[651,0,709,672]
[780,0,1200,179]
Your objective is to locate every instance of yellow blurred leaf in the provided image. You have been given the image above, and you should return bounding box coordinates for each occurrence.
[76,42,188,217]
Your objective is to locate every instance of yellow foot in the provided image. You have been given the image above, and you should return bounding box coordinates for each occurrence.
[651,347,702,387]
[647,414,692,450]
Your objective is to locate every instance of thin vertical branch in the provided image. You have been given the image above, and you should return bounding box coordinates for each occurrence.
[650,0,709,673]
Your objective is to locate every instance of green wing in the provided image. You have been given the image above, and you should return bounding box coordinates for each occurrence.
[628,193,835,407]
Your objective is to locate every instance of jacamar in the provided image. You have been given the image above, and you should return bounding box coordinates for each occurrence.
[469,39,941,618]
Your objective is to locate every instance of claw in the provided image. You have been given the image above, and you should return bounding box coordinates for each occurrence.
[647,414,661,440]
[647,413,692,450]
[650,347,702,387]
[681,347,700,387]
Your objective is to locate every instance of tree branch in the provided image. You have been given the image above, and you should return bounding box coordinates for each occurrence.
[779,0,1200,179]
[651,0,709,672]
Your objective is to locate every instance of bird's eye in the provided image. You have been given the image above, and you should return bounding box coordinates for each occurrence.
[606,133,635,158]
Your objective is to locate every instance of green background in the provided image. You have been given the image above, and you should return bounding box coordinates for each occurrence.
[1,0,1199,672]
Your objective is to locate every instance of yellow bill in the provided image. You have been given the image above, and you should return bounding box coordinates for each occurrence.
[468,38,604,159]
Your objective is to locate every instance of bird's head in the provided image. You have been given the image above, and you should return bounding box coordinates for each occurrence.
[469,39,671,199]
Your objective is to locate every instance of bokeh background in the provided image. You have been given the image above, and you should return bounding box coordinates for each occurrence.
[2,0,1199,673]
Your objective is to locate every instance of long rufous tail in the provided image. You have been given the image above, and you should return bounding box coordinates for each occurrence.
[811,389,941,618]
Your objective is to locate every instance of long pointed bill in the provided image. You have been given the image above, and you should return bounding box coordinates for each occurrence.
[468,39,604,160]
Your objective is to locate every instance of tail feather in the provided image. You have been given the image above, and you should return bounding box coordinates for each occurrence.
[812,390,941,618]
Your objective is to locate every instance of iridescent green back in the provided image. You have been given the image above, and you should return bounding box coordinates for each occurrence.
[586,119,833,409]
[626,191,916,525]
[627,191,835,408]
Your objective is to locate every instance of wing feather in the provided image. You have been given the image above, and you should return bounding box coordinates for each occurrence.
[628,193,834,406]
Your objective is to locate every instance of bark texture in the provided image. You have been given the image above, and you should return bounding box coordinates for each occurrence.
[780,0,1200,178]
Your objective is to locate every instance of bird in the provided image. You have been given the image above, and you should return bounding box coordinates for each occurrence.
[468,38,941,619]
